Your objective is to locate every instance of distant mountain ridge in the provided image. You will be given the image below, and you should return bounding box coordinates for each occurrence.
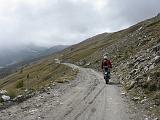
[0,44,68,67]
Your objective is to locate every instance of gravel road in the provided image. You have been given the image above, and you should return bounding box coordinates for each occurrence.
[0,63,135,120]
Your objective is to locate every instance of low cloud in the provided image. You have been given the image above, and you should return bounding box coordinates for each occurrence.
[0,0,160,49]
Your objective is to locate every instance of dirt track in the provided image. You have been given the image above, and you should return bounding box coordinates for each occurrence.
[0,63,135,120]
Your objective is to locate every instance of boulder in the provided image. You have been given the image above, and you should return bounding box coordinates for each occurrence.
[152,43,160,52]
[78,60,86,66]
[154,56,160,63]
[121,92,126,95]
[132,96,141,101]
[13,95,24,102]
[140,99,147,104]
[85,62,91,66]
[149,64,155,70]
[144,66,149,72]
[54,59,61,64]
[0,90,7,95]
[147,76,151,83]
[1,95,10,101]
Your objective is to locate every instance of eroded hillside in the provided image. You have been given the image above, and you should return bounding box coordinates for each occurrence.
[58,15,160,117]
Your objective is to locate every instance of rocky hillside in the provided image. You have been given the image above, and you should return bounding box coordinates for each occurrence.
[57,15,160,117]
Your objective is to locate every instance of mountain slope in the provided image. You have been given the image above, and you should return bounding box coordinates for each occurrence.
[56,15,160,117]
[59,16,160,67]
[0,45,47,67]
[0,45,68,80]
[0,15,160,118]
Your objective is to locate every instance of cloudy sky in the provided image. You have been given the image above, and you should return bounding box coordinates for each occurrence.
[0,0,160,49]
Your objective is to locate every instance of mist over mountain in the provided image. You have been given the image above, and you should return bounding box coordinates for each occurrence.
[0,44,68,67]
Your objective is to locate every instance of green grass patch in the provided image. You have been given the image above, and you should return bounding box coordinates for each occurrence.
[0,58,78,98]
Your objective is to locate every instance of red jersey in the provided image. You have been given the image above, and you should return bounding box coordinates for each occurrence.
[101,59,112,69]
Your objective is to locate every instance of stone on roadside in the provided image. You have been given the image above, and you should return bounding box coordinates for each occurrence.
[86,62,91,66]
[47,87,51,90]
[29,109,38,115]
[140,99,147,104]
[13,95,24,102]
[0,90,7,95]
[1,95,10,101]
[60,102,63,105]
[153,118,159,120]
[132,96,140,101]
[121,92,126,95]
[24,89,28,92]
[52,82,56,86]
[78,60,86,66]
[145,117,149,120]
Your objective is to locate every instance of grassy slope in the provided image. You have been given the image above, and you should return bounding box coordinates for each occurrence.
[0,57,78,98]
[58,22,142,69]
[59,16,160,74]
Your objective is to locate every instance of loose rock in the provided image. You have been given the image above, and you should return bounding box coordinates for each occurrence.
[1,95,10,101]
